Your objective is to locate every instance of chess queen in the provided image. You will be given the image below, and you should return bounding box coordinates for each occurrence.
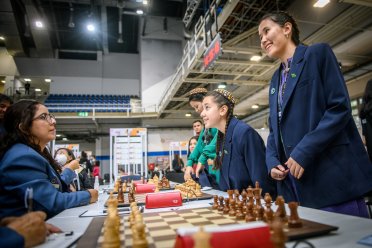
[200,89,276,196]
[258,11,372,217]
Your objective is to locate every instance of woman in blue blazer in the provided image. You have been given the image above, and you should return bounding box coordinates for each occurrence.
[259,12,372,217]
[0,100,98,219]
[200,89,276,196]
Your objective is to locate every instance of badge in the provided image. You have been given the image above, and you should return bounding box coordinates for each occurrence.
[224,149,228,155]
[291,73,296,78]
[270,88,275,94]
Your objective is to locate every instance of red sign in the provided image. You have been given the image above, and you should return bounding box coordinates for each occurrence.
[203,33,222,70]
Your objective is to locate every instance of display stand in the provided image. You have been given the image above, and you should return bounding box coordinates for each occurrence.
[109,128,147,185]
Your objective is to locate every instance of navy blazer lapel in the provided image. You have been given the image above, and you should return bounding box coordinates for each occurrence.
[222,117,238,187]
[281,45,307,114]
[269,71,280,146]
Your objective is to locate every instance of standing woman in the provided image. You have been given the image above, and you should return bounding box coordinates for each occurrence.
[359,79,372,162]
[184,88,220,187]
[259,12,372,217]
[0,100,98,219]
[201,89,276,195]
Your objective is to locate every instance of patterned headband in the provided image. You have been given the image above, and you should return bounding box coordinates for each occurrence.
[188,88,208,96]
[214,89,237,106]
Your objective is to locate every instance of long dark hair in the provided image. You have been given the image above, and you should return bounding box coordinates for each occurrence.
[259,11,301,46]
[206,90,235,170]
[360,80,372,119]
[0,100,61,173]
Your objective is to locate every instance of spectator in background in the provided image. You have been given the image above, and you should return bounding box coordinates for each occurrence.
[187,136,198,171]
[0,94,13,136]
[54,147,92,191]
[0,211,61,248]
[192,120,203,137]
[172,154,184,173]
[24,82,30,95]
[93,161,101,178]
[360,79,372,162]
[79,151,92,175]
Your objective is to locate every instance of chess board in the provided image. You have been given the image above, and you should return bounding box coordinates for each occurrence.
[107,187,174,195]
[104,192,213,207]
[77,207,338,248]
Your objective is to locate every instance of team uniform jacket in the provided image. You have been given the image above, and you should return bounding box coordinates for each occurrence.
[266,43,372,208]
[220,117,276,196]
[0,143,91,219]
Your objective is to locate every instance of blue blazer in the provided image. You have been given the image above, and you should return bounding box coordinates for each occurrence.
[0,143,91,219]
[0,227,24,248]
[266,43,372,208]
[220,117,276,196]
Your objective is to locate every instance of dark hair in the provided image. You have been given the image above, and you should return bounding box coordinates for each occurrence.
[189,92,206,103]
[259,11,300,46]
[205,91,235,170]
[360,79,372,118]
[54,147,76,161]
[95,160,100,167]
[0,100,61,173]
[192,120,203,125]
[187,136,199,158]
[81,151,87,158]
[0,94,13,104]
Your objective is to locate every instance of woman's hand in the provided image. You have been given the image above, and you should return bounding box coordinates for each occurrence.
[285,157,305,179]
[270,165,289,181]
[184,166,194,181]
[64,159,79,171]
[87,189,99,203]
[195,163,203,178]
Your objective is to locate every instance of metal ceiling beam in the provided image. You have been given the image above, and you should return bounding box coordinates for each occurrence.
[197,58,273,66]
[24,0,54,57]
[184,78,267,86]
[189,69,260,77]
[338,0,372,7]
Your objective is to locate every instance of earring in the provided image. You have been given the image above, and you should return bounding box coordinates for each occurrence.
[285,34,289,39]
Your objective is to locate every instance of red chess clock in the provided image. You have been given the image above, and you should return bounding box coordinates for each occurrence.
[203,33,222,70]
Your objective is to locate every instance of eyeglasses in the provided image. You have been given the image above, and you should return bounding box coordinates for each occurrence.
[33,113,56,124]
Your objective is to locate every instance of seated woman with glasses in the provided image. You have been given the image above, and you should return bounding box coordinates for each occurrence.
[0,100,98,219]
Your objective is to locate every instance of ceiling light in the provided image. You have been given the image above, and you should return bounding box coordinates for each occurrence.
[35,88,41,92]
[313,0,330,8]
[252,104,259,109]
[24,78,31,82]
[86,23,95,32]
[136,9,144,15]
[1,80,5,83]
[62,137,68,141]
[56,134,61,137]
[68,4,75,28]
[35,21,43,28]
[143,0,148,5]
[185,113,192,117]
[250,55,262,61]
[0,36,5,40]
[218,82,227,89]
[45,78,52,83]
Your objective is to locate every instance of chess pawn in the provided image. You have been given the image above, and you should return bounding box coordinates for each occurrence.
[117,186,124,203]
[218,196,225,212]
[236,201,245,220]
[212,195,219,210]
[228,199,236,217]
[193,226,211,248]
[227,190,234,200]
[103,215,120,248]
[234,189,240,202]
[274,196,288,223]
[255,205,264,221]
[132,223,148,248]
[241,191,248,214]
[245,200,255,222]
[223,198,230,215]
[264,193,274,223]
[271,217,287,248]
[288,202,303,228]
